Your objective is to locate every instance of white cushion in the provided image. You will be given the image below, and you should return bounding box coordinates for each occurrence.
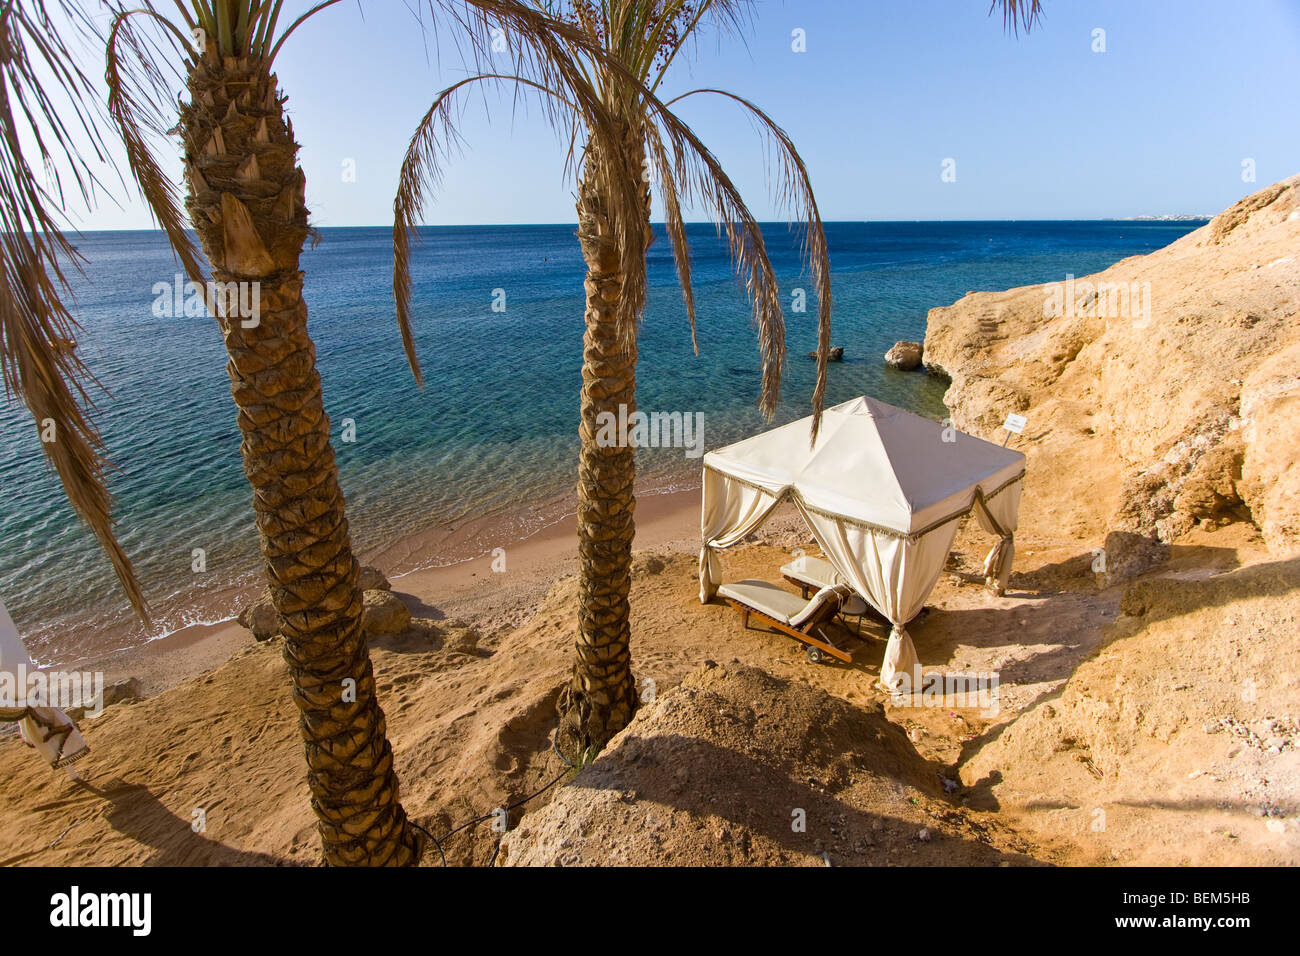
[781,556,845,590]
[789,585,848,628]
[717,580,808,625]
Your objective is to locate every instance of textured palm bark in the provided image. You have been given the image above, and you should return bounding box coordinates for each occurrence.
[556,135,652,763]
[179,53,418,866]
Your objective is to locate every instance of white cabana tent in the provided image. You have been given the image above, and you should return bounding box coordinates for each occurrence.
[699,396,1026,689]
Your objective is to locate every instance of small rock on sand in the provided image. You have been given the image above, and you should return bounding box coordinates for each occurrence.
[237,566,394,641]
[236,593,280,642]
[362,590,411,636]
[101,677,144,708]
[359,566,391,591]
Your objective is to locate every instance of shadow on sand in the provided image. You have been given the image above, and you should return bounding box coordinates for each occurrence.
[570,733,1042,865]
[5,777,291,866]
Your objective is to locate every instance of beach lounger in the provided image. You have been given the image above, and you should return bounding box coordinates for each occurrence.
[718,579,851,664]
[781,555,933,629]
[781,556,871,628]
[781,555,845,595]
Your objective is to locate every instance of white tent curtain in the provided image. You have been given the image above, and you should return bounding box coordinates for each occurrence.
[699,469,785,602]
[0,599,88,769]
[973,480,1023,594]
[796,503,961,690]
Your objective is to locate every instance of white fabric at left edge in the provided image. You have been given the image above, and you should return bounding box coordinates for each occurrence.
[0,598,88,769]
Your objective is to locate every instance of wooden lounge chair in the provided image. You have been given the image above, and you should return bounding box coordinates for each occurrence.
[782,556,929,628]
[781,556,871,630]
[718,579,851,664]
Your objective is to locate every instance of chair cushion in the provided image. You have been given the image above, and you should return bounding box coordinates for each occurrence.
[780,556,844,590]
[789,584,848,628]
[717,579,808,625]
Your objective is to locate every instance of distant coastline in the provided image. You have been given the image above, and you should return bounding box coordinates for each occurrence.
[67,216,1217,234]
[1105,215,1212,222]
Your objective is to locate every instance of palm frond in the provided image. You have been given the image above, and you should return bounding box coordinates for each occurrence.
[0,1,148,619]
[394,72,590,387]
[991,0,1043,35]
[642,99,785,421]
[400,1,654,352]
[664,88,832,441]
[643,121,695,353]
[400,1,826,424]
[266,0,349,65]
[104,7,205,286]
[647,0,752,93]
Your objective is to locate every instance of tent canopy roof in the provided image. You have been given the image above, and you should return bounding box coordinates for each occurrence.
[702,396,1025,534]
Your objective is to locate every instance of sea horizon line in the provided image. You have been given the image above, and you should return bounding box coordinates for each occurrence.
[63,216,1214,236]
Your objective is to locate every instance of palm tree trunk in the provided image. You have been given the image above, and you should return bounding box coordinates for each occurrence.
[555,134,650,763]
[180,54,419,866]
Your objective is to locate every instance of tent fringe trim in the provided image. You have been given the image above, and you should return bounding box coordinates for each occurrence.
[702,466,1026,544]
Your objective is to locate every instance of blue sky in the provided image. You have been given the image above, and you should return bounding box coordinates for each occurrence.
[73,0,1300,228]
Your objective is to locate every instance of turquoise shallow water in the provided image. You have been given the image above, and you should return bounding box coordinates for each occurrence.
[0,219,1202,663]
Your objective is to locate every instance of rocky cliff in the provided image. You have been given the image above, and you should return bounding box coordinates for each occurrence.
[924,175,1300,579]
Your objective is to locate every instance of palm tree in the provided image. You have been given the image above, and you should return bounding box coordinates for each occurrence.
[104,1,420,866]
[393,0,836,762]
[0,1,148,622]
[395,0,1043,763]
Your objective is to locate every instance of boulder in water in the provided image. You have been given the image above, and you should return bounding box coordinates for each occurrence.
[885,341,924,370]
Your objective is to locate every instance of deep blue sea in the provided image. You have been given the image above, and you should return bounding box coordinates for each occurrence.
[0,220,1203,663]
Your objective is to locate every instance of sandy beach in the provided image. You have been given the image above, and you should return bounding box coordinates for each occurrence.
[65,481,706,699]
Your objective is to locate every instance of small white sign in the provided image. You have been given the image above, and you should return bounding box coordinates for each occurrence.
[1003,414,1027,435]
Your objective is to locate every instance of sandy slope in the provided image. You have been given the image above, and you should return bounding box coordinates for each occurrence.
[0,509,1061,866]
[499,662,1040,867]
[959,549,1300,866]
[5,505,1291,866]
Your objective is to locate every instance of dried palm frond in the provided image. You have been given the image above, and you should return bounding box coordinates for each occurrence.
[0,0,147,619]
[104,7,204,289]
[661,88,832,436]
[992,0,1043,35]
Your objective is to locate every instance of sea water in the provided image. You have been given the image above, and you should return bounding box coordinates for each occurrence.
[0,220,1202,663]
